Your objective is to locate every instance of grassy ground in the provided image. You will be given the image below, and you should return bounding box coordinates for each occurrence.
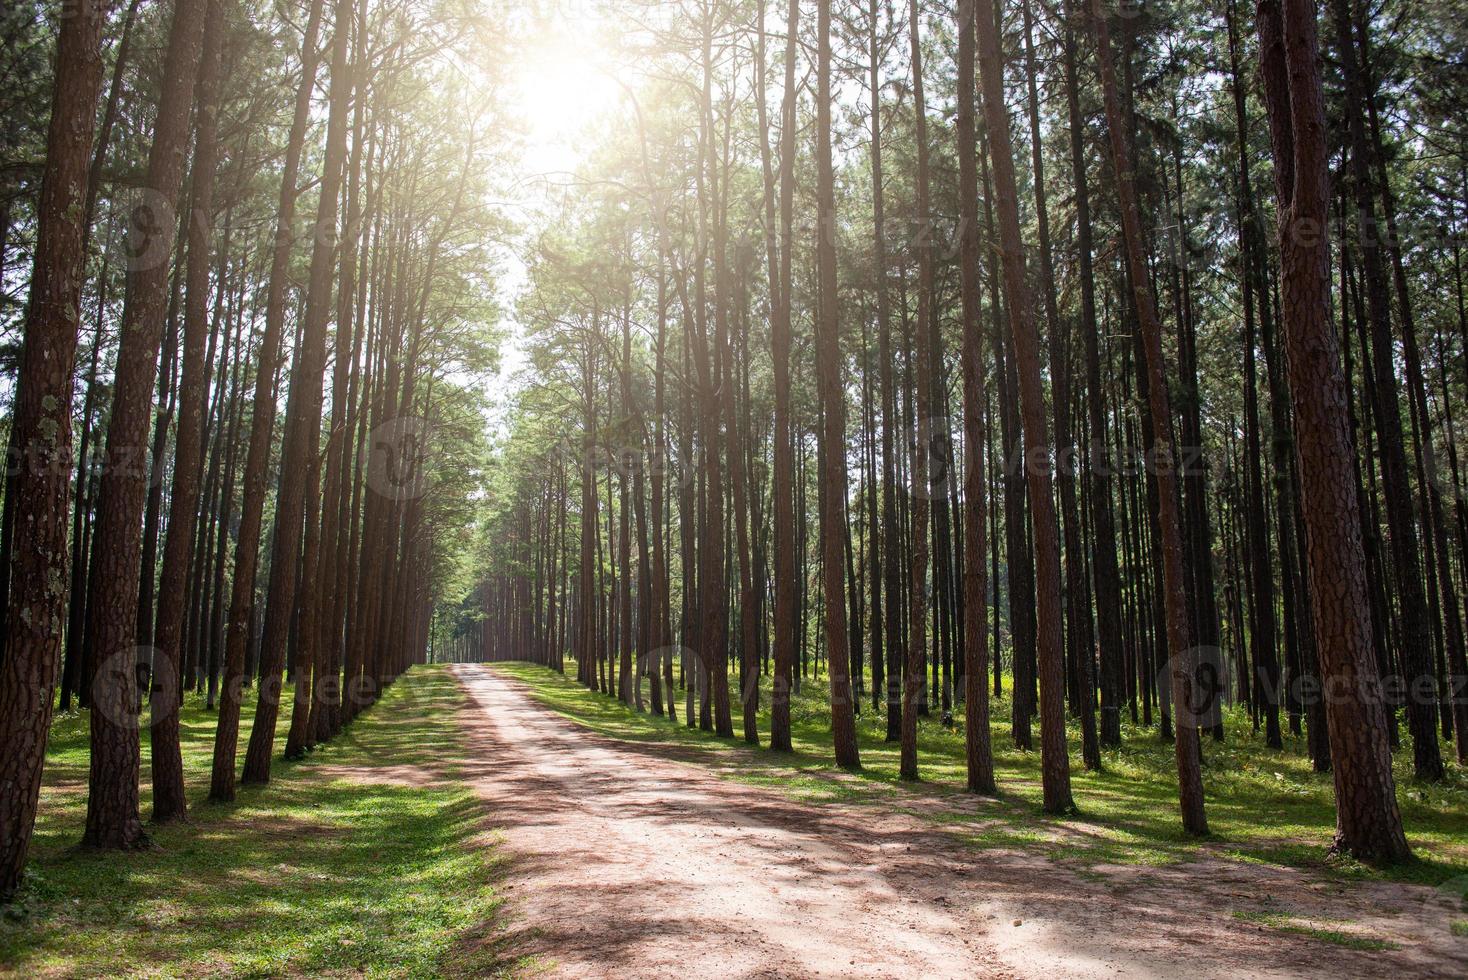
[1,666,509,979]
[494,660,1468,888]
[1230,910,1402,951]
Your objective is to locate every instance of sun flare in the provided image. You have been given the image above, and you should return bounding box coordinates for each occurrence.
[4,0,1466,972]
[508,26,628,178]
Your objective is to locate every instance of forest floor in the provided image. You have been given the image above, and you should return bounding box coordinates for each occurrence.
[468,661,1468,978]
[6,662,1466,978]
[0,669,518,978]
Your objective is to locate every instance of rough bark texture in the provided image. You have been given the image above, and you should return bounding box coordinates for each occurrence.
[83,0,210,850]
[955,0,996,795]
[1062,3,1125,750]
[816,0,861,770]
[1255,0,1409,862]
[869,0,904,746]
[975,0,1073,813]
[284,426,324,759]
[239,0,353,786]
[1226,0,1284,750]
[765,0,798,752]
[899,0,932,783]
[719,236,758,745]
[0,0,109,899]
[1024,0,1099,771]
[1091,4,1208,835]
[210,0,324,802]
[150,0,228,823]
[1326,0,1443,783]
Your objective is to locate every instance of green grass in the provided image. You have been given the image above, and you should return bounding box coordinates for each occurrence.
[1,666,511,978]
[1231,911,1401,951]
[494,660,1468,885]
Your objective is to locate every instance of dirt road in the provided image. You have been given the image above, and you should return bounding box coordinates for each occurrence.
[449,664,1466,979]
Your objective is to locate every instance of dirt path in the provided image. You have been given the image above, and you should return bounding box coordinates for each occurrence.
[449,664,1466,979]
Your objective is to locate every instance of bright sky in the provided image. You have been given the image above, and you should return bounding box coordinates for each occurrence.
[483,6,629,428]
[509,31,625,180]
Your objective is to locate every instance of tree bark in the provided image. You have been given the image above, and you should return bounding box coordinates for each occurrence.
[899,0,933,782]
[150,0,229,823]
[1255,0,1409,861]
[1327,0,1443,781]
[83,0,210,849]
[1089,4,1208,834]
[1062,3,1125,751]
[764,0,798,750]
[975,0,1073,813]
[0,0,110,899]
[956,0,996,794]
[210,0,325,801]
[816,0,861,769]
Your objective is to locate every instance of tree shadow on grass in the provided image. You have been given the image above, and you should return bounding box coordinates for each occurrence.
[2,667,509,978]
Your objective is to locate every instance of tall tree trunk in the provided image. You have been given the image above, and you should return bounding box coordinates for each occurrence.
[136,257,183,664]
[316,9,369,743]
[283,419,325,759]
[46,0,143,711]
[150,0,229,822]
[975,0,1073,814]
[0,0,139,660]
[1327,0,1443,781]
[1062,4,1125,750]
[210,0,325,801]
[619,307,636,707]
[956,0,996,794]
[899,0,933,782]
[719,149,758,742]
[83,0,210,849]
[1354,9,1468,765]
[1022,0,1098,771]
[1089,4,1208,834]
[1226,0,1283,750]
[1255,0,1409,861]
[868,0,904,746]
[239,0,354,785]
[61,262,109,713]
[0,0,110,900]
[815,0,861,769]
[764,0,798,750]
